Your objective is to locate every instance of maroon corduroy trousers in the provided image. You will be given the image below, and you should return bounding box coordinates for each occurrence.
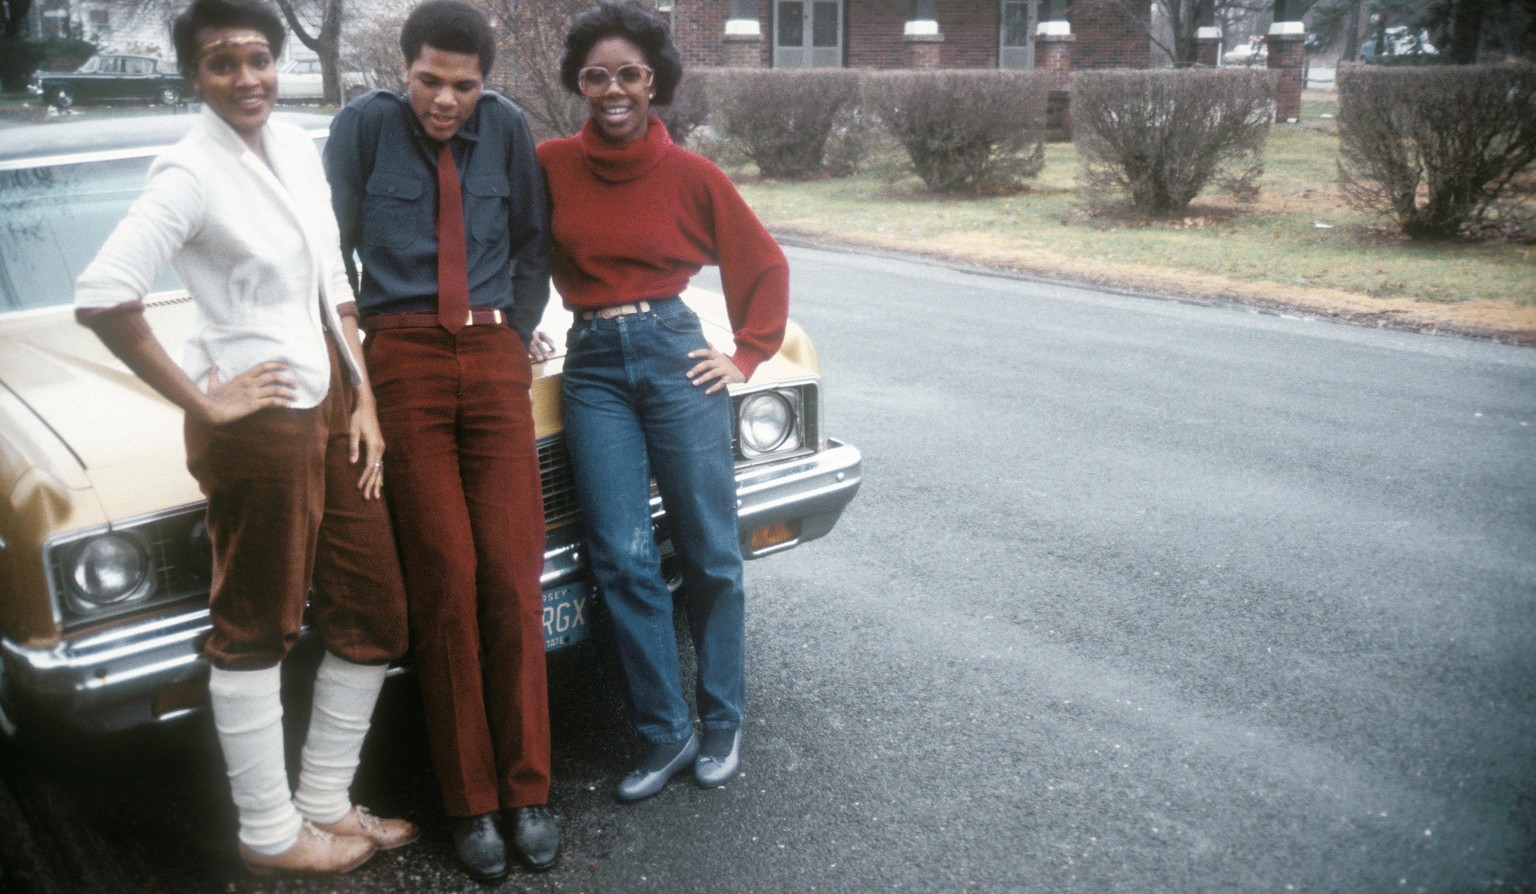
[364,323,551,815]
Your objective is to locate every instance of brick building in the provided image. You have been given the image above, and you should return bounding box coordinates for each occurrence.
[664,0,1150,72]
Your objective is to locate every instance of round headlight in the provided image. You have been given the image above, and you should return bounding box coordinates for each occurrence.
[69,534,150,606]
[739,392,796,457]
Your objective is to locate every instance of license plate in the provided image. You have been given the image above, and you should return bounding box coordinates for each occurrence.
[542,580,593,650]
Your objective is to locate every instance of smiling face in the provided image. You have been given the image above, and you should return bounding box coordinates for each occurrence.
[404,44,484,143]
[189,27,276,143]
[582,36,652,147]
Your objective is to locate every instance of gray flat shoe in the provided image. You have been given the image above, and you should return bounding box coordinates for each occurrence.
[617,731,700,802]
[694,728,741,787]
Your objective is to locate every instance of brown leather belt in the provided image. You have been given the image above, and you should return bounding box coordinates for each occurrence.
[363,309,505,331]
[579,300,653,321]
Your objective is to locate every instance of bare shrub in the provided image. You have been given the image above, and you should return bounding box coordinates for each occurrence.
[864,70,1049,194]
[477,0,589,141]
[1072,68,1277,216]
[341,13,407,97]
[711,69,862,179]
[659,67,714,149]
[1337,64,1536,240]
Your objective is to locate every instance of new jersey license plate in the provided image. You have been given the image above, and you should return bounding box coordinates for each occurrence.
[543,580,593,650]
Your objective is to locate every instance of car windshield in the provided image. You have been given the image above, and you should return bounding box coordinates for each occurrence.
[0,132,327,314]
[0,153,176,312]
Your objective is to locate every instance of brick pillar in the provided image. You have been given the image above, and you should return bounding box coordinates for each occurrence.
[904,35,943,68]
[723,34,764,67]
[1036,32,1075,140]
[723,1,764,68]
[1265,31,1306,122]
[905,0,942,69]
[1195,26,1221,67]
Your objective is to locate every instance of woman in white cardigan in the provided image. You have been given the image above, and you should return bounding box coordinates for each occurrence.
[75,0,416,877]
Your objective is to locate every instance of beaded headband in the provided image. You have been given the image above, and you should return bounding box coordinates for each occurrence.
[195,34,270,64]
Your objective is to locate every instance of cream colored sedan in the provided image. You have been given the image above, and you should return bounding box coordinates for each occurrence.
[0,112,861,738]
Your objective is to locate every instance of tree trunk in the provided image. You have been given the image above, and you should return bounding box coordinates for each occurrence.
[1447,0,1484,64]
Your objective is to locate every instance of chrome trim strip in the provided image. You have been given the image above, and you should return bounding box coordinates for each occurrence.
[2,438,862,733]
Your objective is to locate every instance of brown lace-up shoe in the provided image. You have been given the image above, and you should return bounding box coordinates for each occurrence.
[238,821,375,877]
[316,805,421,851]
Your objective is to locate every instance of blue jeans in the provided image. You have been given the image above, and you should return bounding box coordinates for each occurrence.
[562,299,745,745]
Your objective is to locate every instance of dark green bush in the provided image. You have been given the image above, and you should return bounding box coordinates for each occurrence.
[1071,68,1277,216]
[710,69,861,179]
[1337,64,1536,240]
[864,70,1048,194]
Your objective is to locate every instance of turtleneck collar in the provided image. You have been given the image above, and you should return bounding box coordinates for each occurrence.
[579,115,672,183]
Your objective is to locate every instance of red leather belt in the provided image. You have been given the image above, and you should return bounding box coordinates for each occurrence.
[363,309,505,332]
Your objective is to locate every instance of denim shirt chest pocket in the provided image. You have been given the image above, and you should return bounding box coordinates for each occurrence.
[463,172,510,247]
[362,172,425,249]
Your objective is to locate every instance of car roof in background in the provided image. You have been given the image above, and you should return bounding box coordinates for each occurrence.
[0,110,335,169]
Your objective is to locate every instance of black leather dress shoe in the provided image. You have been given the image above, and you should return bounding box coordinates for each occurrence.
[450,812,508,883]
[506,805,560,871]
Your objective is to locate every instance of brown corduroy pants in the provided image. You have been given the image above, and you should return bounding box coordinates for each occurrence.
[363,322,551,816]
[186,340,409,671]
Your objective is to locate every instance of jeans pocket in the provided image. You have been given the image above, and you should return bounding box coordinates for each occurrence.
[654,307,703,337]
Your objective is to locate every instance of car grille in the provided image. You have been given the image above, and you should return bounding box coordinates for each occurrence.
[538,435,581,528]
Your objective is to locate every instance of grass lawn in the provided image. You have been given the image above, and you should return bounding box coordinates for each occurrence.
[721,91,1536,343]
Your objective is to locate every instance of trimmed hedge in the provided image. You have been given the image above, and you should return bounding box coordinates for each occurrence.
[710,69,861,179]
[1071,68,1277,216]
[864,70,1048,194]
[1337,64,1536,239]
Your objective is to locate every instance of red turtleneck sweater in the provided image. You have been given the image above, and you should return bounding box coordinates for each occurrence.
[537,117,789,380]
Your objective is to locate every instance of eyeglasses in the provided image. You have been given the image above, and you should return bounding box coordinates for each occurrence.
[577,64,654,96]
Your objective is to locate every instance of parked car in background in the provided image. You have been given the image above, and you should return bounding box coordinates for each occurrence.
[1361,26,1440,64]
[0,112,862,740]
[27,54,188,109]
[1222,39,1268,66]
[277,57,376,103]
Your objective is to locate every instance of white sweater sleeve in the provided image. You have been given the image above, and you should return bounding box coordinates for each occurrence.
[74,160,204,311]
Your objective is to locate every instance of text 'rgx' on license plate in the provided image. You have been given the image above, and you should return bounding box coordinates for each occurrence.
[543,580,593,650]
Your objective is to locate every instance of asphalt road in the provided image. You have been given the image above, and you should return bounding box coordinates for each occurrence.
[2,244,1533,893]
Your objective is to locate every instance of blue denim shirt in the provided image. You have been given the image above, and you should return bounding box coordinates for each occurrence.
[324,89,549,344]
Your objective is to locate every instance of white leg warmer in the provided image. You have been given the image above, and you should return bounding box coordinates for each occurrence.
[292,652,388,825]
[208,665,303,854]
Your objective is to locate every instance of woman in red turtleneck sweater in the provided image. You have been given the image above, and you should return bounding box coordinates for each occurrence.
[538,0,788,803]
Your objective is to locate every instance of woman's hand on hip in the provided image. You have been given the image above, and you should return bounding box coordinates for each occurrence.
[349,388,386,500]
[686,348,744,395]
[200,362,296,425]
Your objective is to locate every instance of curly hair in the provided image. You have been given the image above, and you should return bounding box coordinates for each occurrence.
[559,1,683,106]
[171,0,286,77]
[400,0,496,77]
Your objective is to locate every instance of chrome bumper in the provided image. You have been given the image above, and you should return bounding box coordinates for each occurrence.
[0,439,862,736]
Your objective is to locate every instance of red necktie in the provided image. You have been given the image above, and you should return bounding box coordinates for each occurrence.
[436,142,470,334]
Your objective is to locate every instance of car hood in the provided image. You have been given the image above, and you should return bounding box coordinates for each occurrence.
[0,288,817,526]
[0,300,201,523]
